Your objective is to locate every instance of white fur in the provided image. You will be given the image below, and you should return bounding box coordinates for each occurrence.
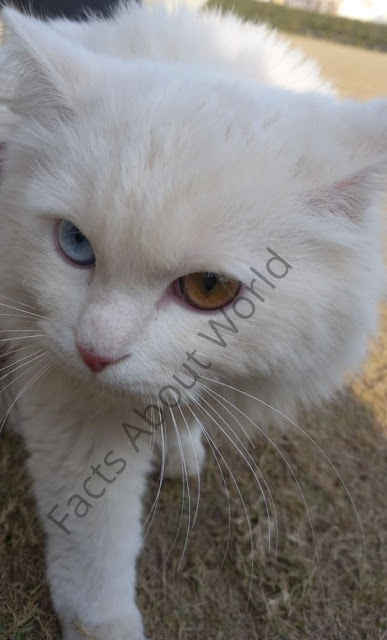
[0,3,385,638]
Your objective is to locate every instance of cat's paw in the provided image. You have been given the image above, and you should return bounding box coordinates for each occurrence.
[62,613,148,640]
[164,429,206,479]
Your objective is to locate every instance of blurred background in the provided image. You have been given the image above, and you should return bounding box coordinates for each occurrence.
[145,0,387,96]
[0,2,386,640]
[260,0,387,24]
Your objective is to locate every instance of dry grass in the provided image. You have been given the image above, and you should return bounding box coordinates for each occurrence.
[1,35,387,640]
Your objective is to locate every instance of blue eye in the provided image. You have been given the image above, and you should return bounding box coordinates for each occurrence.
[57,220,95,267]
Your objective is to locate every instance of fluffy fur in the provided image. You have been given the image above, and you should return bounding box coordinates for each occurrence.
[0,3,385,639]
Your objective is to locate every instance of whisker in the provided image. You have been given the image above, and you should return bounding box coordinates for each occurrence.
[0,349,46,381]
[0,301,46,319]
[185,387,274,555]
[198,376,334,628]
[201,375,366,570]
[0,352,48,400]
[143,407,189,583]
[0,313,41,319]
[198,382,279,556]
[0,294,42,312]
[142,397,167,544]
[185,397,255,616]
[177,402,201,530]
[168,404,192,572]
[0,335,45,342]
[185,402,232,576]
[0,344,38,359]
[148,394,157,456]
[0,360,52,433]
[0,329,43,333]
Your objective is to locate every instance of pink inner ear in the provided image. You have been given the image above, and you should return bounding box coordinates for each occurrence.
[331,172,365,193]
[305,167,379,222]
[334,177,353,191]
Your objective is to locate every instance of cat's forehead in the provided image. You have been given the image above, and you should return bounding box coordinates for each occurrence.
[39,75,281,276]
[70,129,252,279]
[26,66,299,281]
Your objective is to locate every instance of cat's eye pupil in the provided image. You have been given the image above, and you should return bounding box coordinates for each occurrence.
[203,272,218,292]
[177,271,240,311]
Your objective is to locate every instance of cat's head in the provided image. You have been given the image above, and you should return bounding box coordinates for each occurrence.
[0,8,385,416]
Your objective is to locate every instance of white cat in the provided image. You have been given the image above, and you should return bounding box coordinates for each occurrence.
[0,3,385,639]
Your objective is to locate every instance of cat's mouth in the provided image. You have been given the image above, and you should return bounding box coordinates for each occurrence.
[72,349,161,398]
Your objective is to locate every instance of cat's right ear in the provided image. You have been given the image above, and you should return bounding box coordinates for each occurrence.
[0,8,95,126]
[300,97,387,223]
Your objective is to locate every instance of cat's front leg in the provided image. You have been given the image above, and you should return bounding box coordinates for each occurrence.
[22,404,151,640]
[62,614,146,640]
[62,615,146,640]
[164,416,206,479]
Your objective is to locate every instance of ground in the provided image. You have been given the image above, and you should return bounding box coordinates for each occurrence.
[0,32,386,640]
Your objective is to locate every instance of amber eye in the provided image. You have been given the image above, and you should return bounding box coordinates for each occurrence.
[178,272,241,311]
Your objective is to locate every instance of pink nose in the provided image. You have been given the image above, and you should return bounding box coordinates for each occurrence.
[77,345,127,373]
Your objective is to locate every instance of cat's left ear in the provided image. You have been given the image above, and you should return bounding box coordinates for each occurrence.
[0,8,95,124]
[304,98,387,220]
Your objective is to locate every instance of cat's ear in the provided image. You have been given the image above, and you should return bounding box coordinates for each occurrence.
[0,8,94,124]
[304,99,387,221]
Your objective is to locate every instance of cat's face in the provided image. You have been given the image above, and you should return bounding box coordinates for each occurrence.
[0,9,386,409]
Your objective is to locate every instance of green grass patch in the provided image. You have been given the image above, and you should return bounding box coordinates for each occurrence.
[206,0,387,51]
